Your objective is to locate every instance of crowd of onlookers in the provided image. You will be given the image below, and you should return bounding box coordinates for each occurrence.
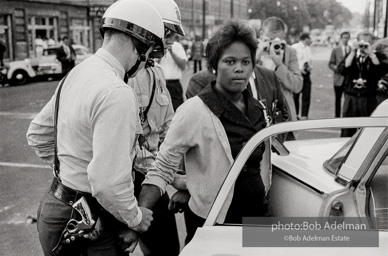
[174,25,388,130]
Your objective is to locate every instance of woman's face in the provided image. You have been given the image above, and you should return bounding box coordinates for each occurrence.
[215,41,253,95]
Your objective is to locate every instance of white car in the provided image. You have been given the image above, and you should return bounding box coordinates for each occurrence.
[180,99,388,256]
[6,44,91,85]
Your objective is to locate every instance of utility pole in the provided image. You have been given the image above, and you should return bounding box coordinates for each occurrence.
[231,0,234,18]
[192,0,195,37]
[202,0,206,40]
[374,0,378,33]
[385,0,388,37]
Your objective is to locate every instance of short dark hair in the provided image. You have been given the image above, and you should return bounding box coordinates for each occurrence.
[262,17,286,33]
[206,20,257,72]
[299,32,311,41]
[340,31,350,38]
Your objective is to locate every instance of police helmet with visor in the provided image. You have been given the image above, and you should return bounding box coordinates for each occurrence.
[100,0,165,58]
[144,0,186,58]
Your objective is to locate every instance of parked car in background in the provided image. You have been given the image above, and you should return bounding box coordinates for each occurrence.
[6,44,91,86]
[180,99,388,256]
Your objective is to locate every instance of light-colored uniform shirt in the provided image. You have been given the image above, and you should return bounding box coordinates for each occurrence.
[159,41,188,80]
[26,48,143,228]
[292,41,312,72]
[127,63,174,173]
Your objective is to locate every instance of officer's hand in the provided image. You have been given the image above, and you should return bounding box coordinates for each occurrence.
[168,190,190,213]
[118,228,139,253]
[63,218,103,243]
[131,207,153,233]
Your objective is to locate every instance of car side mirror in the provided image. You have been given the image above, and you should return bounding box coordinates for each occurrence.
[271,136,290,156]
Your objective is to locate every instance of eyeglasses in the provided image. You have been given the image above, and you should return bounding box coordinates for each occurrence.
[359,44,369,49]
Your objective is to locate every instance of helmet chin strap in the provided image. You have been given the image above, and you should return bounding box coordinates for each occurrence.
[126,54,147,78]
[125,42,155,79]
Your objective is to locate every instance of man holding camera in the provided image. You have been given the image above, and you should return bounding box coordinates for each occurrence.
[341,31,387,137]
[257,17,303,125]
[292,32,312,120]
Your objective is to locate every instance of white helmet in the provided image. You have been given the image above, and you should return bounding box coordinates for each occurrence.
[100,0,165,54]
[143,0,185,36]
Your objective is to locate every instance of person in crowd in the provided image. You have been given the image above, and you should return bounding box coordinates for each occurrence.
[328,31,351,118]
[341,31,388,137]
[0,37,6,67]
[185,64,215,99]
[35,35,44,57]
[159,33,188,111]
[56,36,76,75]
[191,35,205,73]
[124,0,185,255]
[256,17,302,139]
[292,32,313,120]
[26,0,165,254]
[372,37,388,105]
[137,20,271,246]
[48,37,56,47]
[376,74,388,105]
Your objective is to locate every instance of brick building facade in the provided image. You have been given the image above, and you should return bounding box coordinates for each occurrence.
[0,0,249,62]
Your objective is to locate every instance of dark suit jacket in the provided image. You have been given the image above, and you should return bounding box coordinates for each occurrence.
[56,44,76,73]
[343,53,387,98]
[328,45,347,86]
[250,66,289,123]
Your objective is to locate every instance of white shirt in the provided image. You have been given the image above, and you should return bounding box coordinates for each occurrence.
[159,41,188,80]
[292,41,312,71]
[27,48,143,228]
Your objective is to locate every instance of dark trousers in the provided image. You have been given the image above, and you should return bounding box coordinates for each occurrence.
[294,74,311,117]
[134,171,180,256]
[341,94,377,137]
[193,60,202,74]
[334,85,344,117]
[37,180,127,256]
[166,79,184,111]
[183,207,205,245]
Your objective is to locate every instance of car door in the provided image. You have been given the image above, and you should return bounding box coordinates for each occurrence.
[319,127,388,229]
[205,117,388,226]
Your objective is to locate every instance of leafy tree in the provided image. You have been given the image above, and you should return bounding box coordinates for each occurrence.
[249,0,352,32]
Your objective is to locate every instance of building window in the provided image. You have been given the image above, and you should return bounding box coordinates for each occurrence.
[70,18,90,48]
[28,16,58,57]
[0,15,12,60]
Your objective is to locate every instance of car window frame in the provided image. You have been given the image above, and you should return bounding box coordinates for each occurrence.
[204,117,388,227]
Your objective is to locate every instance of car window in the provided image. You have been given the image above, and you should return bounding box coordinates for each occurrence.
[370,153,388,231]
[324,130,360,175]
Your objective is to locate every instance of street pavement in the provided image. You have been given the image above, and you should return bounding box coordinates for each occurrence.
[0,46,337,255]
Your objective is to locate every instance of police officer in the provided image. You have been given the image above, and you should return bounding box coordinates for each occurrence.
[26,0,165,255]
[126,0,185,255]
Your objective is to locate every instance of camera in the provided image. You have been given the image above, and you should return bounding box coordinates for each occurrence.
[272,41,285,51]
[260,38,285,52]
[352,78,367,89]
[358,43,369,49]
